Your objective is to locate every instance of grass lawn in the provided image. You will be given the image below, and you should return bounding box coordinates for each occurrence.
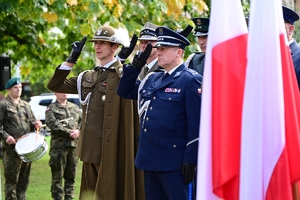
[0,136,83,200]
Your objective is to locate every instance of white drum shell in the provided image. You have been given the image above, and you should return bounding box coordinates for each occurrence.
[15,132,48,162]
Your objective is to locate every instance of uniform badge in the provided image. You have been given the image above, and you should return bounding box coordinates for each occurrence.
[174,71,182,77]
[45,107,50,112]
[102,95,106,101]
[159,27,163,35]
[165,88,181,93]
[96,29,102,36]
[85,78,93,83]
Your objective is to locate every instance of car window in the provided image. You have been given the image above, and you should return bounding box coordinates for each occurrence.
[68,98,81,108]
[39,99,53,107]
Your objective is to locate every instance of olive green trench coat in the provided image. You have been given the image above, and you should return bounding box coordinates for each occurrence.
[47,61,145,200]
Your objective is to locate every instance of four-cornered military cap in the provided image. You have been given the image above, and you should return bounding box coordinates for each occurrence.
[139,22,159,41]
[154,26,190,50]
[192,17,210,37]
[88,25,125,45]
[283,6,299,25]
[5,77,21,89]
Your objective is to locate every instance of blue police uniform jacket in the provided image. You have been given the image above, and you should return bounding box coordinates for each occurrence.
[289,40,300,89]
[117,63,202,171]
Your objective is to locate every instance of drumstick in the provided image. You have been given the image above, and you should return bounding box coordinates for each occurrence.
[15,134,29,141]
[36,116,40,140]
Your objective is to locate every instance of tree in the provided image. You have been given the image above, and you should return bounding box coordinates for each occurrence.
[0,0,209,94]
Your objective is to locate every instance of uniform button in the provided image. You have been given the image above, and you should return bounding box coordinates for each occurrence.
[149,107,153,110]
[146,117,149,121]
[173,145,176,148]
[143,90,146,93]
[153,96,156,100]
[86,121,90,124]
[144,129,147,132]
[168,97,171,100]
[148,92,151,94]
[91,99,94,102]
[88,110,91,113]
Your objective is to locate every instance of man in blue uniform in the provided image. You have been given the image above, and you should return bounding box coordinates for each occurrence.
[117,27,202,200]
[283,6,300,89]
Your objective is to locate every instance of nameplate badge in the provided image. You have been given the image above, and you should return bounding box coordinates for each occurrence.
[165,88,181,93]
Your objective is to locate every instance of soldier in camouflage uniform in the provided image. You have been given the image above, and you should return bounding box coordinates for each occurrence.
[0,77,42,200]
[45,93,82,200]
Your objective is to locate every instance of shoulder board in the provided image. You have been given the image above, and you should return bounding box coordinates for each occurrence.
[186,68,199,76]
[114,65,123,78]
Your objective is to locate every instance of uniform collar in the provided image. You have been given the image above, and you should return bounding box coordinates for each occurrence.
[146,58,158,70]
[164,62,184,75]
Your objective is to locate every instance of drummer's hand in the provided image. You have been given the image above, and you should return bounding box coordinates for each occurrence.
[34,120,43,130]
[6,136,16,145]
[70,129,80,139]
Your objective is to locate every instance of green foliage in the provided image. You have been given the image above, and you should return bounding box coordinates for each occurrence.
[0,0,257,94]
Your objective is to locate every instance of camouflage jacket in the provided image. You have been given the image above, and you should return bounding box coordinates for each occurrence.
[0,96,36,148]
[45,101,82,148]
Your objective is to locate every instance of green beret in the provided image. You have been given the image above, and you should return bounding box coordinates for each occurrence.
[5,77,21,89]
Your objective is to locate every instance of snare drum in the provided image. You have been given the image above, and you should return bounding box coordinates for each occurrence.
[15,132,48,162]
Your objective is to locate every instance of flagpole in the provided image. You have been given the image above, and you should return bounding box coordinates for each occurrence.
[292,182,299,200]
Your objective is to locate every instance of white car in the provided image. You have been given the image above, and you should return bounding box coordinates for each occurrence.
[29,93,81,133]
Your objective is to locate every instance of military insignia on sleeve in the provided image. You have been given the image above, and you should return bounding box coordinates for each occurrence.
[46,107,50,112]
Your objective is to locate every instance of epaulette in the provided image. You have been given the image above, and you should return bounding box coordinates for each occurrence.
[186,68,199,76]
[114,65,123,78]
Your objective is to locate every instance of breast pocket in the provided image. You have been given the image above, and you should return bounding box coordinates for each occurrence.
[6,106,18,119]
[156,93,182,115]
[94,85,106,106]
[81,81,106,107]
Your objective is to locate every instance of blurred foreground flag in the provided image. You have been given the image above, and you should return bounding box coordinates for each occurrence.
[240,0,300,199]
[196,0,248,199]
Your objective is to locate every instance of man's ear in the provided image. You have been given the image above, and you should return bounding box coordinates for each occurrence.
[289,24,295,36]
[112,44,120,52]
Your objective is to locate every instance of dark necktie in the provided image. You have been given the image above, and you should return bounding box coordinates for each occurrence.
[162,73,169,81]
[144,65,149,75]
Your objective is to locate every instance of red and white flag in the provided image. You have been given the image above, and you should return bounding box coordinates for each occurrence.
[240,0,300,199]
[196,0,248,199]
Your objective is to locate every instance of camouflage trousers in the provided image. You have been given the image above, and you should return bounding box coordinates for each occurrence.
[49,146,78,200]
[3,147,31,200]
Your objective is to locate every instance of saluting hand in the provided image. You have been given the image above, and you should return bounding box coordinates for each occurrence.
[178,24,193,38]
[130,43,152,69]
[66,36,87,64]
[117,34,138,63]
